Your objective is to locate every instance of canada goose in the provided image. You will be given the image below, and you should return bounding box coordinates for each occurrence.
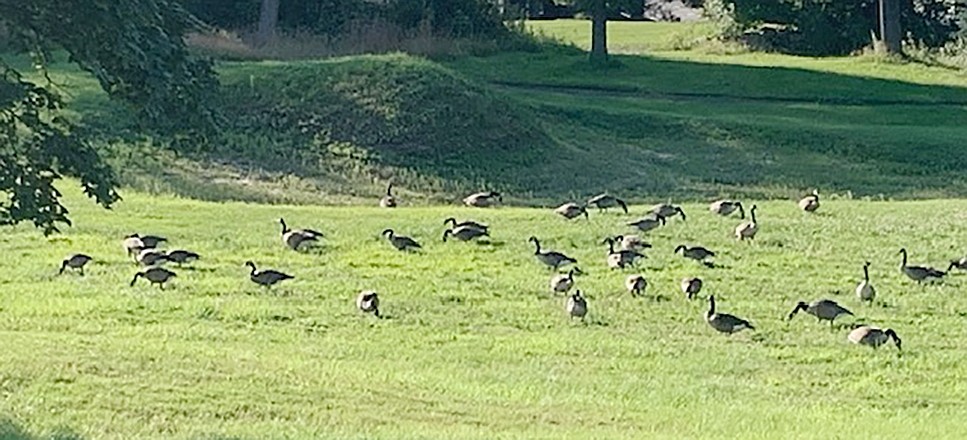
[443,218,489,232]
[948,257,967,272]
[528,236,577,270]
[799,189,820,213]
[566,290,588,320]
[709,200,744,219]
[554,202,589,220]
[379,183,397,208]
[463,191,502,207]
[625,275,647,297]
[613,235,651,252]
[603,237,645,269]
[681,277,702,300]
[856,261,875,303]
[733,204,759,241]
[245,261,294,288]
[166,250,200,265]
[550,268,579,294]
[788,299,854,329]
[706,295,754,334]
[848,326,901,350]
[675,245,715,263]
[650,204,686,221]
[59,254,92,275]
[130,267,176,289]
[628,214,666,233]
[898,248,945,284]
[356,291,380,317]
[443,226,489,242]
[279,218,323,251]
[136,248,169,266]
[383,229,422,251]
[587,194,628,214]
[122,234,145,257]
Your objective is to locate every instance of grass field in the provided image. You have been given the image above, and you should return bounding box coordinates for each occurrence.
[3,185,967,439]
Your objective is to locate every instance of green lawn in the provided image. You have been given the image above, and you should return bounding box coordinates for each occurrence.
[2,185,967,438]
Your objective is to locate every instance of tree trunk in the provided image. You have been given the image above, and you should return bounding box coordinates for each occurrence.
[589,1,608,64]
[876,0,901,55]
[256,0,280,46]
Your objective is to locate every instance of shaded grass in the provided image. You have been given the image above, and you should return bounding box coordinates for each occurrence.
[2,185,967,438]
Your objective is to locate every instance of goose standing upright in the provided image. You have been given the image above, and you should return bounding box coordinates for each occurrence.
[705,295,754,334]
[898,248,945,284]
[734,204,759,240]
[856,261,875,303]
[604,237,645,269]
[625,275,647,297]
[356,291,381,317]
[550,268,579,294]
[566,290,588,320]
[379,183,397,208]
[443,218,489,232]
[383,229,422,251]
[681,277,702,300]
[799,190,820,213]
[279,218,324,251]
[245,261,294,288]
[529,236,576,270]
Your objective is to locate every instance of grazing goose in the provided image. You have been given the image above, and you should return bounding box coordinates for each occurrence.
[443,226,489,242]
[848,326,901,350]
[705,295,754,334]
[603,237,645,269]
[627,214,666,233]
[245,261,293,288]
[136,248,169,266]
[788,299,853,329]
[550,268,579,294]
[681,277,702,300]
[59,254,92,275]
[529,236,577,270]
[554,203,589,220]
[122,234,145,257]
[587,194,628,214]
[709,200,744,218]
[383,229,422,251]
[166,250,200,265]
[463,191,502,207]
[799,189,820,213]
[566,290,588,320]
[948,257,967,272]
[625,275,647,297]
[675,245,715,263]
[443,217,489,232]
[734,204,759,240]
[130,267,176,290]
[613,235,651,252]
[356,291,380,317]
[379,183,397,208]
[650,204,686,221]
[279,218,323,251]
[856,261,875,304]
[898,248,945,284]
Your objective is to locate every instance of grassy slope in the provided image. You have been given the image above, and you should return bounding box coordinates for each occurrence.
[2,186,967,439]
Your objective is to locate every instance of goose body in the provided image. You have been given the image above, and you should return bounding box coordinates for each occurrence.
[166,250,200,265]
[529,236,576,270]
[554,203,588,220]
[245,261,293,287]
[710,200,744,218]
[550,268,578,294]
[443,218,489,232]
[625,275,647,297]
[130,267,176,289]
[383,229,422,251]
[614,235,651,252]
[788,299,853,328]
[948,257,967,272]
[137,248,169,266]
[603,237,645,269]
[706,295,754,334]
[443,226,489,242]
[280,218,323,251]
[379,183,397,208]
[463,191,502,207]
[799,190,820,213]
[650,204,686,221]
[587,194,628,213]
[566,290,588,319]
[856,261,875,303]
[356,291,380,317]
[122,234,146,257]
[898,248,945,283]
[681,277,702,300]
[675,245,715,262]
[628,215,666,233]
[60,254,92,275]
[734,204,759,240]
[848,326,901,350]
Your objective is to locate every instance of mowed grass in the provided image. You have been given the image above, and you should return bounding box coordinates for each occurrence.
[3,185,967,438]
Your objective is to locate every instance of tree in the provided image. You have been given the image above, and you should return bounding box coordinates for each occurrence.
[0,0,217,233]
[876,0,902,54]
[256,0,281,46]
[570,0,640,65]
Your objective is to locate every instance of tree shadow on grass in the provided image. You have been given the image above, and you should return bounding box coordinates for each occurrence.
[0,419,84,440]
